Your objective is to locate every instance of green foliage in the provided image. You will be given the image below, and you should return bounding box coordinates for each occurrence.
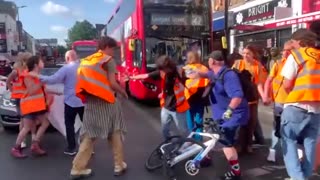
[57,45,67,55]
[66,20,96,45]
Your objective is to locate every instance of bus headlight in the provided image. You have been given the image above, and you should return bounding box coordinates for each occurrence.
[2,99,16,107]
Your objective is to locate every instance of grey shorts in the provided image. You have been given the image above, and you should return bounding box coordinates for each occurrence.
[22,110,47,120]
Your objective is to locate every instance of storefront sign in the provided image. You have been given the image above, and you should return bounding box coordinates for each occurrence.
[264,11,320,28]
[302,0,320,14]
[234,0,291,25]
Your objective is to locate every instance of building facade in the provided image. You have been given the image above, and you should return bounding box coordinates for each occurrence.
[0,13,19,54]
[211,0,320,53]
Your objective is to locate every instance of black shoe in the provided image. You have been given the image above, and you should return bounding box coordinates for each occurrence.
[220,171,241,180]
[64,148,77,156]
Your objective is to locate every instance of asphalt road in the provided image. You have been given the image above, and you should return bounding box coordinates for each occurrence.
[0,100,319,180]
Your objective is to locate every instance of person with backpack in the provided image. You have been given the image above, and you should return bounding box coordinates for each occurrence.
[232,45,268,154]
[191,50,249,180]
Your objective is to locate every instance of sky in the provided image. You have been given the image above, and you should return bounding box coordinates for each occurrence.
[12,0,119,45]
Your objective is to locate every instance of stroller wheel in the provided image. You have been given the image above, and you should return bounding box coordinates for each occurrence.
[185,160,199,176]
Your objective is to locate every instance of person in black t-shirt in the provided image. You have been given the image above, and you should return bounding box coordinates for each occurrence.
[130,56,189,140]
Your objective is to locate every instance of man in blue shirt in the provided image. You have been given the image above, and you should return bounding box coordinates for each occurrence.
[198,51,249,180]
[39,50,84,156]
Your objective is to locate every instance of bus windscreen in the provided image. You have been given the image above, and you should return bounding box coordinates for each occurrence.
[74,45,97,59]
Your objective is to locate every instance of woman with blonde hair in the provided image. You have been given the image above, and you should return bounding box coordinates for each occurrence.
[6,52,35,149]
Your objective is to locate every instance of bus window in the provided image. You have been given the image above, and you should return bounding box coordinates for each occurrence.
[134,39,142,68]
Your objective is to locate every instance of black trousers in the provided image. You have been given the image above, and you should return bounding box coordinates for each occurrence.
[65,103,84,150]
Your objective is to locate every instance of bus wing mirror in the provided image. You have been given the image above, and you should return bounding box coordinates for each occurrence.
[129,39,135,51]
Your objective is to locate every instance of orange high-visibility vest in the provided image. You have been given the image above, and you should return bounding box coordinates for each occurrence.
[271,58,288,103]
[183,63,209,100]
[20,76,47,116]
[75,50,115,103]
[159,73,189,113]
[233,59,266,104]
[285,47,320,103]
[11,69,26,99]
[233,59,267,84]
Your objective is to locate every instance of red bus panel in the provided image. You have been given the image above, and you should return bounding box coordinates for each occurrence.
[106,0,211,100]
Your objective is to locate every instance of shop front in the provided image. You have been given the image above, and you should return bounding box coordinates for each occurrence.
[231,0,293,52]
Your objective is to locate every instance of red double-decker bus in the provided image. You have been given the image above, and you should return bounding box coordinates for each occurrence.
[107,0,211,100]
[72,40,97,59]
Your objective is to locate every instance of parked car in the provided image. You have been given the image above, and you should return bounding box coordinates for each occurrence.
[0,65,82,136]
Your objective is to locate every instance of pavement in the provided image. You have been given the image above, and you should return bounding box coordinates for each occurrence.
[0,99,319,180]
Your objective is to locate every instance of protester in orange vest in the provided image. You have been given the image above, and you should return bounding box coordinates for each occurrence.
[280,29,320,180]
[232,45,268,153]
[310,20,320,175]
[11,56,50,158]
[262,40,305,163]
[183,51,209,136]
[130,55,189,140]
[6,52,35,149]
[182,51,212,167]
[71,36,128,178]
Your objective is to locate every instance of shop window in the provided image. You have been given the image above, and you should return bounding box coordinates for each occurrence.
[134,39,142,68]
[278,28,292,48]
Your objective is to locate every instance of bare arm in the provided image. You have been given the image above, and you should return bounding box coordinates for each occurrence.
[130,74,149,80]
[228,97,242,110]
[257,83,264,98]
[263,77,273,100]
[24,76,43,95]
[6,70,18,91]
[108,71,128,98]
[283,79,294,93]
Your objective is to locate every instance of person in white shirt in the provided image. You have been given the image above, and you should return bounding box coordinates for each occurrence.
[280,29,320,180]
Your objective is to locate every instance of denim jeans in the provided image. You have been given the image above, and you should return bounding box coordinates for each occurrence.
[281,105,320,180]
[161,108,189,140]
[186,104,204,141]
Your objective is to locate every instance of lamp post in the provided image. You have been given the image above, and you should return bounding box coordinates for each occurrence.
[17,5,27,22]
[16,5,27,51]
[224,0,229,52]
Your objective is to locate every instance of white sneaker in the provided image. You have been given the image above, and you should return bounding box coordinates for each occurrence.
[21,142,27,149]
[297,148,304,160]
[267,149,276,162]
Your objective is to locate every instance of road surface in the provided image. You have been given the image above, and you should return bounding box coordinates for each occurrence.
[0,99,319,180]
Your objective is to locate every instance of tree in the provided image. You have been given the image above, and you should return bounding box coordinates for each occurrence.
[57,45,67,56]
[66,20,97,46]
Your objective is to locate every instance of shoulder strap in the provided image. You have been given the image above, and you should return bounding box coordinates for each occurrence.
[217,68,233,85]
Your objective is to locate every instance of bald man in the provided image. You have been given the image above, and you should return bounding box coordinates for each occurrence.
[39,50,84,156]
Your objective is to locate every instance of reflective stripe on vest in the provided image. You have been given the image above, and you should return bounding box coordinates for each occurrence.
[272,59,288,103]
[20,78,47,116]
[76,51,115,103]
[286,48,320,103]
[159,76,190,113]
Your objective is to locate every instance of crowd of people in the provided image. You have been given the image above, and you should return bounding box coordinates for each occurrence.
[4,27,320,180]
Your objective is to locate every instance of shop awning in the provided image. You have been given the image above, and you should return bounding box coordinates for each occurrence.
[264,11,320,28]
